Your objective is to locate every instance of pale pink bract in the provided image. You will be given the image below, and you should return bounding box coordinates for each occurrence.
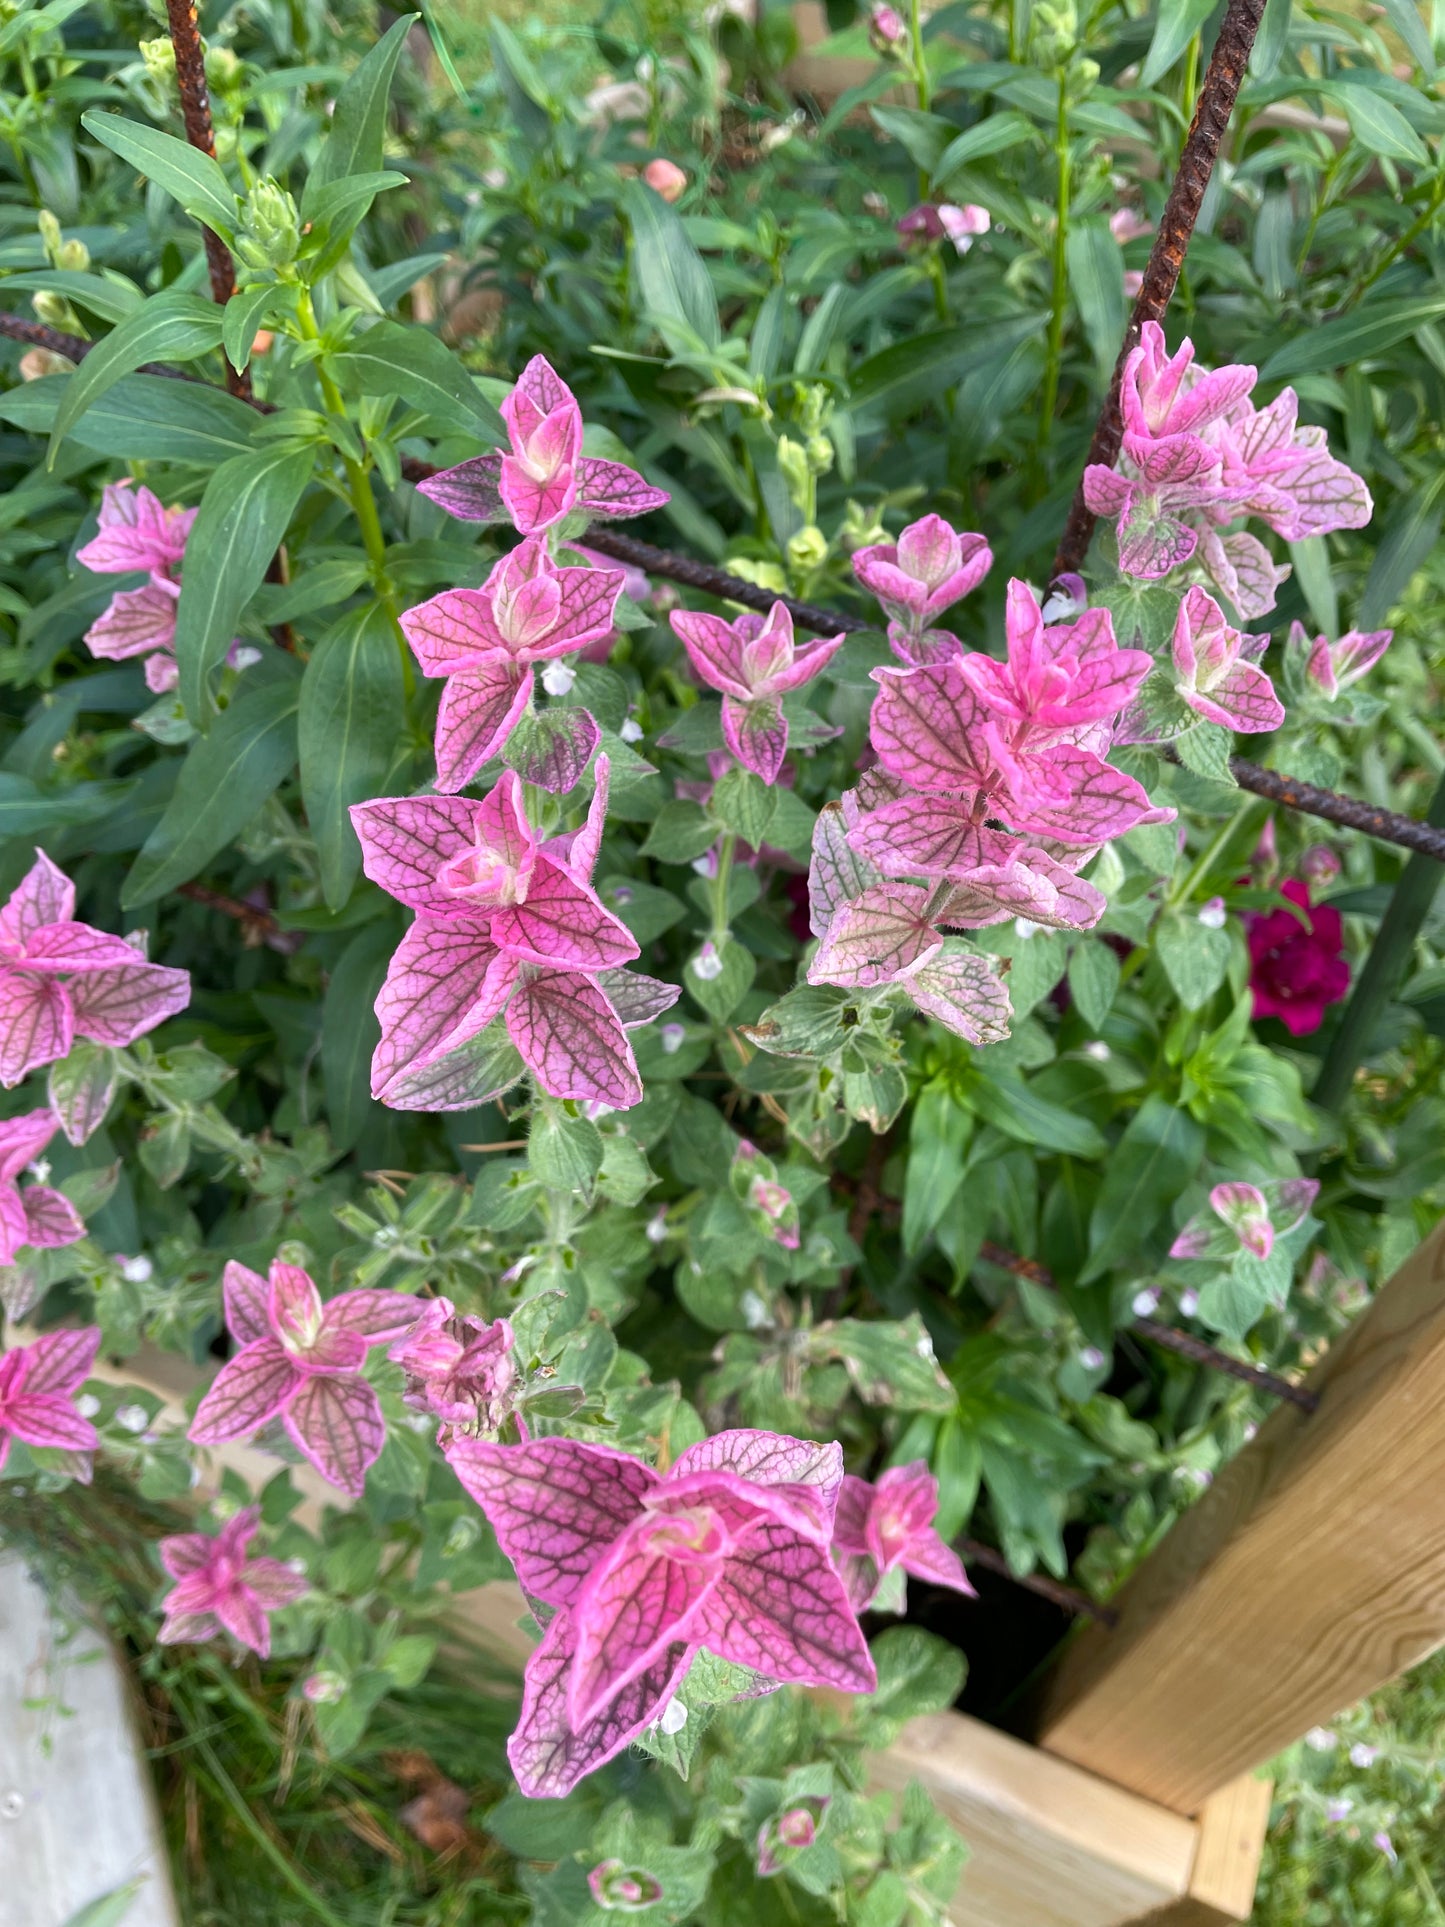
[156,1505,308,1658]
[76,481,196,689]
[669,600,844,783]
[0,850,191,1085]
[0,1325,101,1480]
[188,1259,417,1496]
[447,1428,876,1796]
[852,514,992,646]
[0,1108,85,1264]
[388,1297,521,1435]
[1285,620,1393,701]
[1171,586,1285,734]
[831,1462,975,1614]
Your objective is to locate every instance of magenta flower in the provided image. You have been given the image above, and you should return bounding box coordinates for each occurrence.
[1245,879,1349,1036]
[0,1325,101,1479]
[1169,1176,1319,1262]
[447,1428,876,1796]
[388,1297,521,1435]
[757,1799,830,1876]
[156,1505,307,1657]
[669,600,844,783]
[416,356,670,533]
[352,762,674,1109]
[1285,620,1393,701]
[0,850,191,1085]
[852,515,992,644]
[76,481,196,690]
[732,1140,800,1250]
[399,536,625,793]
[831,1462,974,1614]
[188,1259,417,1496]
[1171,587,1284,734]
[957,579,1153,732]
[0,1108,85,1263]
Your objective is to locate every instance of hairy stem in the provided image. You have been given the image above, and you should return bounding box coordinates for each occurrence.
[1039,69,1072,448]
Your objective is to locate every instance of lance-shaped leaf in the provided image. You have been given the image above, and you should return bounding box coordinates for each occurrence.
[901,945,1013,1045]
[283,1371,385,1497]
[444,1434,657,1606]
[693,1521,877,1692]
[808,883,941,987]
[505,968,643,1107]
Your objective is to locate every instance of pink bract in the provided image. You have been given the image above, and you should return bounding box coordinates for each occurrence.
[388,1296,522,1435]
[1171,586,1284,734]
[0,1108,85,1265]
[0,850,191,1085]
[446,1427,875,1796]
[352,761,673,1109]
[0,1324,101,1480]
[416,356,670,533]
[157,1505,307,1658]
[75,481,194,580]
[400,536,626,793]
[852,515,992,634]
[1245,878,1349,1037]
[831,1462,974,1613]
[956,579,1153,732]
[188,1259,417,1496]
[669,600,844,784]
[1286,620,1393,701]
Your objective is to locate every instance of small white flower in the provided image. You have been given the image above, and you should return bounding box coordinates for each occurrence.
[659,1022,686,1056]
[1176,1465,1212,1491]
[1177,1288,1201,1317]
[121,1254,153,1284]
[740,1290,769,1329]
[691,851,717,878]
[659,1696,688,1734]
[1083,1039,1111,1061]
[115,1403,150,1434]
[540,659,577,698]
[619,717,644,743]
[229,644,262,672]
[408,1412,435,1433]
[286,1557,308,1575]
[1349,1742,1379,1768]
[1078,1346,1107,1372]
[1197,897,1227,929]
[1014,917,1042,942]
[645,1210,669,1246]
[25,1158,50,1185]
[1242,1420,1258,1442]
[1131,1288,1160,1318]
[692,941,724,981]
[0,1790,24,1820]
[1305,1725,1338,1752]
[75,1394,101,1419]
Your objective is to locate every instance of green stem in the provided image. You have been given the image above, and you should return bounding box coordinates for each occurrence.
[1311,767,1445,1116]
[909,0,931,112]
[294,287,413,695]
[1038,70,1071,449]
[1166,800,1259,911]
[1178,31,1200,160]
[711,833,737,944]
[1348,172,1445,306]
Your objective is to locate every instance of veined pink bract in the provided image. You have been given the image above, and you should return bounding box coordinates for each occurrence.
[0,1107,85,1264]
[0,1325,102,1481]
[157,1505,308,1658]
[832,1462,975,1614]
[670,600,844,784]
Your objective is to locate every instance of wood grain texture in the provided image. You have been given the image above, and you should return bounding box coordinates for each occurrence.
[0,1555,179,1927]
[1038,1219,1445,1812]
[870,1709,1198,1927]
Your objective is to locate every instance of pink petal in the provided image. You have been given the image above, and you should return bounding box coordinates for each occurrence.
[189,1337,298,1444]
[0,1106,61,1183]
[525,560,625,657]
[831,1475,874,1556]
[433,665,533,794]
[721,696,787,783]
[698,1522,877,1692]
[490,861,638,973]
[0,1181,28,1264]
[0,852,74,951]
[350,795,490,915]
[223,1261,271,1347]
[671,1429,844,1538]
[4,1392,100,1454]
[903,950,1013,1045]
[498,452,578,534]
[546,753,609,884]
[15,1325,101,1396]
[444,1434,657,1607]
[321,1289,419,1342]
[568,1517,721,1726]
[765,629,845,696]
[671,609,751,698]
[157,1610,221,1646]
[808,883,941,987]
[63,961,191,1047]
[371,920,514,1096]
[508,1607,692,1798]
[505,968,643,1107]
[0,968,72,1084]
[283,1372,385,1496]
[514,354,575,417]
[997,744,1173,847]
[1116,505,1200,579]
[159,1532,213,1580]
[576,457,671,521]
[869,664,992,793]
[846,797,1005,881]
[901,1534,975,1597]
[84,581,178,662]
[241,1555,308,1608]
[1181,663,1285,734]
[416,452,506,523]
[21,1186,84,1250]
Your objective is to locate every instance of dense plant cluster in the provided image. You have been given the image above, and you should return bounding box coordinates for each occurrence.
[3,0,1445,1917]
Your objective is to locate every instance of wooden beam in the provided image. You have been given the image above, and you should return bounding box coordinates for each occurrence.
[1037,1218,1445,1813]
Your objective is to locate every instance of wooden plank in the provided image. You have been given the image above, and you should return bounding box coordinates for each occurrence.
[1038,1218,1445,1813]
[870,1709,1198,1927]
[1130,1776,1274,1926]
[0,1554,179,1927]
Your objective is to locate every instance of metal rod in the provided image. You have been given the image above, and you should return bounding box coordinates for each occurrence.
[1051,0,1270,579]
[953,1535,1119,1628]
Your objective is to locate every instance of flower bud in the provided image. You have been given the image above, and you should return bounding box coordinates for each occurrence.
[1299,844,1341,886]
[588,1861,664,1911]
[18,348,75,380]
[302,1670,345,1704]
[786,525,829,573]
[56,237,91,273]
[805,433,834,476]
[204,43,242,89]
[237,176,301,271]
[776,434,811,509]
[868,3,907,49]
[839,498,889,553]
[641,157,687,203]
[32,290,75,329]
[139,35,176,85]
[331,255,385,315]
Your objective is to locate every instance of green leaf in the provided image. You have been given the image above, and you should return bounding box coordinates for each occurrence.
[298,171,409,273]
[0,372,259,463]
[870,104,958,173]
[223,283,291,374]
[933,110,1036,189]
[309,14,419,192]
[48,292,225,461]
[1359,474,1445,628]
[640,799,717,863]
[0,773,127,836]
[903,1081,972,1253]
[80,111,239,237]
[685,935,755,1022]
[0,269,142,325]
[1378,0,1435,72]
[1156,912,1232,1010]
[122,680,300,907]
[59,1882,141,1927]
[329,319,504,445]
[1173,722,1237,784]
[710,766,778,848]
[529,1110,604,1189]
[965,1071,1106,1158]
[1288,533,1338,637]
[1259,295,1445,381]
[1068,940,1120,1031]
[175,443,315,721]
[622,179,721,352]
[322,921,393,1151]
[1082,1092,1205,1282]
[299,605,404,910]
[1140,0,1217,85]
[1335,79,1431,166]
[848,315,1039,415]
[488,19,553,140]
[1065,219,1126,379]
[823,1313,956,1413]
[856,1626,967,1747]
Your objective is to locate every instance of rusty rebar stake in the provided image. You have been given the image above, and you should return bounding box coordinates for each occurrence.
[1051,0,1269,579]
[163,0,251,400]
[953,1534,1119,1627]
